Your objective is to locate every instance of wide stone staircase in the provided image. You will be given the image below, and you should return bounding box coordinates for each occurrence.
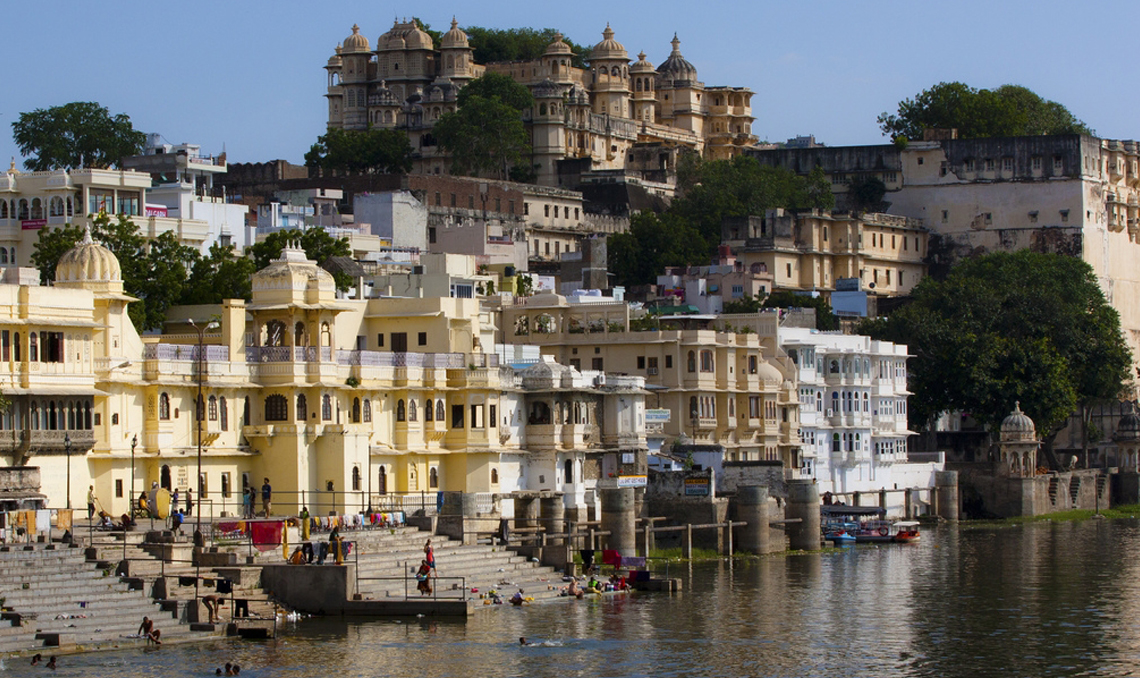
[349,527,570,605]
[0,542,200,653]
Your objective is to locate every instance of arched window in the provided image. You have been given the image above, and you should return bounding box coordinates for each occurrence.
[296,394,308,421]
[30,403,39,430]
[429,467,439,489]
[396,399,406,422]
[540,103,547,115]
[219,397,228,431]
[352,397,361,423]
[322,394,332,421]
[564,458,574,484]
[321,322,331,347]
[208,395,218,421]
[829,360,840,374]
[689,396,698,419]
[831,391,839,413]
[265,395,288,421]
[266,320,286,347]
[424,398,433,422]
[159,393,171,420]
[294,322,306,346]
[29,333,37,361]
[687,351,696,373]
[436,400,445,422]
[243,397,250,425]
[84,402,92,429]
[363,399,372,422]
[408,399,417,422]
[352,466,361,491]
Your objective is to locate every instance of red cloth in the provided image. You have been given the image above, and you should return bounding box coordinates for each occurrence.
[602,549,621,565]
[250,521,284,552]
[217,521,242,534]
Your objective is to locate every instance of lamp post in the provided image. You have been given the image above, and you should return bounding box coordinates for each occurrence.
[188,319,219,549]
[64,433,72,509]
[130,434,137,515]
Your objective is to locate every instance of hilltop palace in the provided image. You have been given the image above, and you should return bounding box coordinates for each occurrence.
[324,20,758,185]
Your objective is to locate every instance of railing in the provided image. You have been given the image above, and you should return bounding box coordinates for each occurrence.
[144,344,230,362]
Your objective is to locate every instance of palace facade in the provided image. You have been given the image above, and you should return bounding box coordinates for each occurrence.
[325,20,757,185]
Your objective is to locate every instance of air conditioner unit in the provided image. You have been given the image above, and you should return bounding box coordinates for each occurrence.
[593,375,606,387]
[647,367,659,375]
[826,409,834,417]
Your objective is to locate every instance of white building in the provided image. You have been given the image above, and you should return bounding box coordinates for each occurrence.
[121,137,251,253]
[777,326,940,507]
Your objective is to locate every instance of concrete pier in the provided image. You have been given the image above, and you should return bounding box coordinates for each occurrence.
[736,486,770,555]
[935,471,959,522]
[513,494,541,531]
[600,487,637,555]
[786,480,821,551]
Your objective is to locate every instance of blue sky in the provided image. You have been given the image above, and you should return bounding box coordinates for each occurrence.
[3,0,1135,167]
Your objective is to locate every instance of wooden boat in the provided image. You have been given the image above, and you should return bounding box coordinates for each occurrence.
[820,506,921,545]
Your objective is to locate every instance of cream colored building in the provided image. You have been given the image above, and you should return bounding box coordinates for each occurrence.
[1,234,648,518]
[722,209,928,297]
[324,21,757,186]
[503,292,803,468]
[0,164,219,269]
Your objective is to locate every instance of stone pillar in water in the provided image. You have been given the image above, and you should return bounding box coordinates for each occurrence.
[786,479,821,551]
[600,487,637,555]
[935,471,959,522]
[736,486,770,555]
[540,492,565,545]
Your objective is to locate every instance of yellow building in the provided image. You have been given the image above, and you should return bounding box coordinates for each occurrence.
[503,292,802,467]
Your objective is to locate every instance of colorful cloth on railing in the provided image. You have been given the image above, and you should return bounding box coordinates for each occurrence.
[601,549,622,566]
[56,509,72,532]
[35,509,51,533]
[250,521,284,551]
[217,521,245,534]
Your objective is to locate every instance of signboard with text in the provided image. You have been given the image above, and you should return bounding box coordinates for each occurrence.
[21,219,46,230]
[616,475,647,488]
[684,477,710,496]
[646,409,671,423]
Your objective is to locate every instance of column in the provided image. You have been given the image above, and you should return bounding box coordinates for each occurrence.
[935,471,959,522]
[786,479,821,551]
[600,487,636,555]
[736,485,770,555]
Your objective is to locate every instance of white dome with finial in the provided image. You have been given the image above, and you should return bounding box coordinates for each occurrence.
[343,24,370,53]
[56,225,122,285]
[442,17,468,48]
[1000,402,1036,441]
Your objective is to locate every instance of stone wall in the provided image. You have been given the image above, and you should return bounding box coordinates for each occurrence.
[720,461,785,497]
[960,468,1107,518]
[0,467,40,492]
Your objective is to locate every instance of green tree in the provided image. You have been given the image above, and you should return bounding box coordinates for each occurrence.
[435,74,534,180]
[31,213,202,331]
[182,243,256,304]
[607,212,707,289]
[722,294,764,315]
[877,82,1093,140]
[31,224,86,285]
[464,27,590,68]
[304,127,413,176]
[246,228,353,291]
[861,251,1131,467]
[846,175,889,213]
[12,102,146,171]
[763,291,840,331]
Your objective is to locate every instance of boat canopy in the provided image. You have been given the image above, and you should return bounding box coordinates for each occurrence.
[820,506,887,517]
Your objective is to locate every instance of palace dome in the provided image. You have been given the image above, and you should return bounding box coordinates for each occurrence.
[756,361,784,386]
[441,18,469,48]
[657,34,697,83]
[1000,402,1036,441]
[631,51,655,74]
[252,240,335,293]
[1117,411,1140,441]
[327,45,343,68]
[342,24,371,54]
[56,228,121,285]
[591,24,628,60]
[544,32,574,57]
[405,23,433,50]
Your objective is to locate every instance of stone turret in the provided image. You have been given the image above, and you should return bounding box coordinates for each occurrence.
[998,402,1038,477]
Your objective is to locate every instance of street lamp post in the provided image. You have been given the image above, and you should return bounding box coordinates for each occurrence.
[188,319,218,549]
[64,433,72,509]
[130,434,138,515]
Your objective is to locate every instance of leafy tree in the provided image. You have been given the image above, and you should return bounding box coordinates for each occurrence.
[608,212,707,289]
[247,228,353,291]
[846,175,889,213]
[722,294,764,315]
[31,224,86,285]
[32,213,201,331]
[182,243,256,304]
[304,127,412,176]
[861,251,1131,467]
[435,74,534,180]
[12,102,146,171]
[763,291,839,331]
[877,82,1093,140]
[464,27,590,68]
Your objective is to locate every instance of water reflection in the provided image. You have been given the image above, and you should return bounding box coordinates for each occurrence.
[40,521,1140,678]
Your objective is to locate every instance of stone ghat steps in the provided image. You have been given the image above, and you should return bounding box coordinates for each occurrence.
[0,544,200,653]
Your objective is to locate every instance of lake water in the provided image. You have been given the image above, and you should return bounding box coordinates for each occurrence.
[19,519,1140,678]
